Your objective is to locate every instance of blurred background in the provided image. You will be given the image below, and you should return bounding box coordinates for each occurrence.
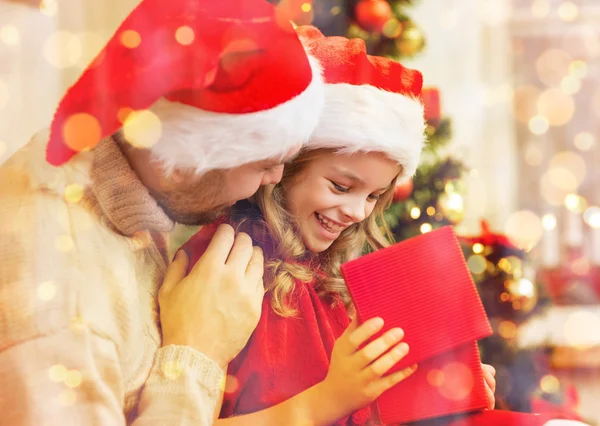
[1,0,599,423]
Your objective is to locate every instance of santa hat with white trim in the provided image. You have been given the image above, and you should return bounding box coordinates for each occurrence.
[46,0,324,173]
[297,26,425,181]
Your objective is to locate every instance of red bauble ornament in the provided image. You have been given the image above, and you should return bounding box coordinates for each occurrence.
[393,178,413,201]
[355,0,393,33]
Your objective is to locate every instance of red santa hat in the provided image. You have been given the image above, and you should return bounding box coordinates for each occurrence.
[46,0,324,173]
[297,26,425,180]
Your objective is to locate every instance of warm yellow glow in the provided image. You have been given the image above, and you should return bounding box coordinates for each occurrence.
[541,214,557,230]
[65,370,83,388]
[549,151,586,187]
[540,374,560,393]
[515,85,541,124]
[37,281,57,301]
[0,25,20,46]
[427,206,436,216]
[467,255,487,275]
[504,210,543,249]
[123,110,162,148]
[120,30,141,49]
[473,243,484,254]
[574,132,594,151]
[410,207,421,219]
[420,223,433,233]
[536,49,572,87]
[558,1,579,21]
[560,76,581,95]
[537,89,575,126]
[569,60,588,79]
[301,3,312,12]
[63,113,102,152]
[43,31,82,69]
[175,26,195,45]
[584,207,600,229]
[528,116,549,135]
[64,184,84,204]
[564,311,600,347]
[40,0,58,16]
[49,365,67,382]
[564,193,585,212]
[531,0,550,18]
[498,321,517,339]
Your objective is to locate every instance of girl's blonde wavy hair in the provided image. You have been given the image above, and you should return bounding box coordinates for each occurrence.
[233,148,398,317]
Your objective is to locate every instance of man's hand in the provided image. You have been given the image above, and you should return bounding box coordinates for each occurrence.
[159,224,265,369]
[482,363,496,410]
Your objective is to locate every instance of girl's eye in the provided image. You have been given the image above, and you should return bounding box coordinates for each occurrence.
[368,193,381,201]
[331,181,349,193]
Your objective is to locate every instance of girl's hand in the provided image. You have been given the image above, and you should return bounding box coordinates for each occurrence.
[319,316,417,417]
[482,363,496,409]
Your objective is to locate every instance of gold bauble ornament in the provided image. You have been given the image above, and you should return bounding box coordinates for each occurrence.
[395,22,425,56]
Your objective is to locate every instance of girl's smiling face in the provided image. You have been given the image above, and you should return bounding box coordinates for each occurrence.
[285,151,401,253]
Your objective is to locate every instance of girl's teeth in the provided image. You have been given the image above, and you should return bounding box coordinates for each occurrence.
[317,213,341,232]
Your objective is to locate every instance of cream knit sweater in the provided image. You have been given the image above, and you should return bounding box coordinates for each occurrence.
[0,130,223,425]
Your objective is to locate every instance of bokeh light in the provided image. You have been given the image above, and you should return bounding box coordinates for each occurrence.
[528,115,549,135]
[468,255,487,275]
[48,364,67,382]
[504,210,543,249]
[531,0,550,18]
[514,86,541,124]
[564,193,587,213]
[43,31,82,69]
[584,206,600,229]
[540,374,560,393]
[63,113,102,152]
[573,132,595,151]
[420,223,433,233]
[37,281,57,301]
[473,243,484,254]
[524,141,544,166]
[537,89,575,126]
[560,76,581,95]
[120,30,141,49]
[410,207,421,219]
[557,1,579,22]
[123,110,162,148]
[541,214,557,231]
[536,49,572,87]
[64,184,84,204]
[64,370,82,388]
[564,311,600,347]
[549,151,586,187]
[478,0,512,26]
[0,25,20,46]
[175,26,195,45]
[437,362,474,401]
[568,60,588,79]
[498,320,517,339]
[40,0,58,16]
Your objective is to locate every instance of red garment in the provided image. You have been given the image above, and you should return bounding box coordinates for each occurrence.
[182,221,372,425]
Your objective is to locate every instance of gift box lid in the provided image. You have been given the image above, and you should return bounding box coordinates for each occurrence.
[341,226,493,372]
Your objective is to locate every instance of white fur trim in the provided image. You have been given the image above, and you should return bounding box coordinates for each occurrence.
[147,56,324,174]
[307,83,426,180]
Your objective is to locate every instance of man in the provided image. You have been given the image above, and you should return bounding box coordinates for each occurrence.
[0,0,323,425]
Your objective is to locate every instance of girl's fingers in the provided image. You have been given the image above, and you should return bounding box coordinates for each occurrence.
[340,317,384,355]
[364,341,410,378]
[368,364,418,397]
[355,328,405,369]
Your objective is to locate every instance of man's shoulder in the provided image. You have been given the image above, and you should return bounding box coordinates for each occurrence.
[0,129,94,197]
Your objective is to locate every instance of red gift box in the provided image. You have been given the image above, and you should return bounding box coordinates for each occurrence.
[341,226,493,424]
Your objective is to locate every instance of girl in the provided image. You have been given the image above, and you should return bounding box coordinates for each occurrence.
[182,27,495,425]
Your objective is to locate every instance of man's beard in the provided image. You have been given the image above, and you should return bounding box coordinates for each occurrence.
[161,203,230,226]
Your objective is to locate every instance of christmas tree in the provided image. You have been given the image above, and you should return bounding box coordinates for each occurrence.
[340,0,582,418]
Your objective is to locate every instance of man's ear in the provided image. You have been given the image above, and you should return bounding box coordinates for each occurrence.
[169,168,186,184]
